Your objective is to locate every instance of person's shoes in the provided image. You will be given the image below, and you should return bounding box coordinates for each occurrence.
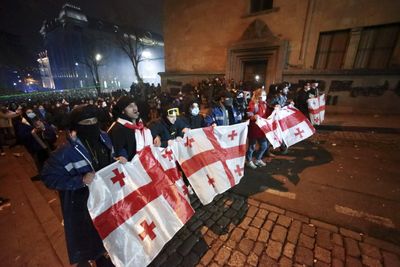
[0,152,5,156]
[281,147,289,155]
[246,161,257,169]
[0,197,11,209]
[30,175,41,181]
[255,159,266,167]
[13,152,23,157]
[267,151,276,157]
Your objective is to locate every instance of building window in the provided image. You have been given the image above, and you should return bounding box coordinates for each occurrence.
[314,30,350,70]
[354,24,400,69]
[250,0,273,13]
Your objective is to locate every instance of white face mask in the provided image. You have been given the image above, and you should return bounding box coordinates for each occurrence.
[191,107,200,116]
[261,95,267,101]
[27,112,36,119]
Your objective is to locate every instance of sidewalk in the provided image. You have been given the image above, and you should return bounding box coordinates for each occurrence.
[1,146,400,266]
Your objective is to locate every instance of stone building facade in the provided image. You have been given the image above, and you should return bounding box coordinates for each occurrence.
[162,0,400,113]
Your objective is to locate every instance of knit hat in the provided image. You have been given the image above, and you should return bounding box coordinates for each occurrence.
[112,96,135,117]
[68,104,99,129]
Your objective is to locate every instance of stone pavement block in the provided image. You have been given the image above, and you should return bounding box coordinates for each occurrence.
[211,211,223,221]
[227,250,247,267]
[200,211,212,221]
[302,224,316,237]
[250,217,264,228]
[189,220,204,232]
[259,254,279,267]
[200,249,214,265]
[315,246,332,264]
[260,203,285,214]
[295,246,314,266]
[163,252,183,266]
[311,219,339,233]
[253,241,265,256]
[238,238,254,255]
[231,198,245,211]
[332,245,345,261]
[279,256,293,267]
[219,232,229,241]
[217,216,231,228]
[287,220,302,244]
[332,233,344,247]
[230,228,245,242]
[271,225,288,243]
[299,233,315,249]
[345,256,363,267]
[258,229,270,242]
[359,242,382,260]
[256,209,268,220]
[247,205,259,218]
[340,227,362,241]
[239,217,252,229]
[277,215,292,228]
[315,260,330,267]
[181,252,200,266]
[344,237,361,257]
[332,258,344,267]
[178,235,200,256]
[247,198,260,207]
[362,255,383,267]
[266,239,283,260]
[205,218,215,228]
[247,252,259,266]
[382,251,400,267]
[285,210,310,223]
[226,238,237,249]
[283,242,295,259]
[224,208,237,218]
[268,212,279,222]
[193,238,209,256]
[263,220,274,231]
[364,236,400,255]
[316,228,333,250]
[203,234,215,246]
[245,226,260,241]
[214,246,232,265]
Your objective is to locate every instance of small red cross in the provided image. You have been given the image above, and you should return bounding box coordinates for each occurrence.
[228,130,238,141]
[294,128,305,138]
[138,220,156,241]
[185,137,195,148]
[314,116,319,123]
[111,168,126,187]
[207,174,216,188]
[182,185,189,196]
[162,149,173,161]
[234,164,243,176]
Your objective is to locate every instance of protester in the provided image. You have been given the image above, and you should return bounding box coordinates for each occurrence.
[205,90,242,126]
[108,96,152,162]
[183,100,205,129]
[41,104,115,266]
[296,82,313,119]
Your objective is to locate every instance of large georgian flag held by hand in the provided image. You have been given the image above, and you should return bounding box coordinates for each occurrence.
[257,106,315,148]
[307,94,326,125]
[87,146,194,267]
[172,121,248,205]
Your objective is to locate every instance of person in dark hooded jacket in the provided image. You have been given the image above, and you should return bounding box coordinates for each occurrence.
[41,104,115,266]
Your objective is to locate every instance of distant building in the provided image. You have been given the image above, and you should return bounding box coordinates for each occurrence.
[162,0,400,113]
[39,3,165,91]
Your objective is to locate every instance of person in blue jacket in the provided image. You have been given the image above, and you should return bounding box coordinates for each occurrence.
[205,90,242,126]
[41,104,115,267]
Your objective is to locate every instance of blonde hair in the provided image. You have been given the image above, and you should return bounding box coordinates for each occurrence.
[251,88,266,103]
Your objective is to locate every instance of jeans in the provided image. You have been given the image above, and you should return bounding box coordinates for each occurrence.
[246,137,268,161]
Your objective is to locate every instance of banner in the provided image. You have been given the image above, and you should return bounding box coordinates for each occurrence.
[87,146,194,267]
[307,94,325,125]
[172,121,248,205]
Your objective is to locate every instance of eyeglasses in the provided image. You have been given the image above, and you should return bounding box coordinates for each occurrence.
[167,107,179,116]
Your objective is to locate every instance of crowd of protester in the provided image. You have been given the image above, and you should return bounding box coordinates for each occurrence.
[0,77,321,266]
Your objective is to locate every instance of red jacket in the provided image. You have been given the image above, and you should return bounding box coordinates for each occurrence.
[247,100,269,139]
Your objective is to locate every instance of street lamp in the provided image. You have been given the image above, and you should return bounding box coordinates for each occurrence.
[255,75,260,82]
[95,53,102,61]
[141,50,152,59]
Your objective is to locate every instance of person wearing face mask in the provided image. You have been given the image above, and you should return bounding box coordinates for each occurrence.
[108,96,152,162]
[269,82,293,109]
[296,82,313,119]
[234,90,247,120]
[246,88,270,169]
[183,101,205,129]
[205,90,242,126]
[148,104,189,148]
[41,104,115,267]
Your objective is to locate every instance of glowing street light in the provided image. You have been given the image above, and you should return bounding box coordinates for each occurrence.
[95,53,102,61]
[255,75,260,81]
[141,50,152,59]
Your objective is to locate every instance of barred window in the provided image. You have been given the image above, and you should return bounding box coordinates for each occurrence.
[314,30,350,70]
[354,24,400,69]
[250,0,273,13]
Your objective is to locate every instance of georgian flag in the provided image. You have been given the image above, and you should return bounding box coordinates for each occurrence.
[87,146,194,267]
[172,121,248,205]
[307,94,326,125]
[257,106,315,148]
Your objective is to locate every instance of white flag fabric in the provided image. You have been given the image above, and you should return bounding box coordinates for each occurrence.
[257,106,315,148]
[307,94,326,125]
[172,121,248,205]
[87,146,194,267]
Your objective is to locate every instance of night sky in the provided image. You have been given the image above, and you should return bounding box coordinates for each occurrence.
[0,0,163,66]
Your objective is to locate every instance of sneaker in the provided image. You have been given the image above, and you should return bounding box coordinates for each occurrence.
[255,159,266,167]
[0,197,11,210]
[246,161,257,169]
[13,152,23,157]
[281,147,289,155]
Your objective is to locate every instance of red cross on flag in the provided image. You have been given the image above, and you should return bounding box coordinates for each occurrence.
[87,146,194,267]
[307,94,326,125]
[257,106,315,148]
[171,121,248,205]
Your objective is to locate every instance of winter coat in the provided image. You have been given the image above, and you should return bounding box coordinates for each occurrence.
[247,100,268,139]
[204,104,242,126]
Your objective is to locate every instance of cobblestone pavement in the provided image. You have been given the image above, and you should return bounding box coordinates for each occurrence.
[150,192,400,267]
